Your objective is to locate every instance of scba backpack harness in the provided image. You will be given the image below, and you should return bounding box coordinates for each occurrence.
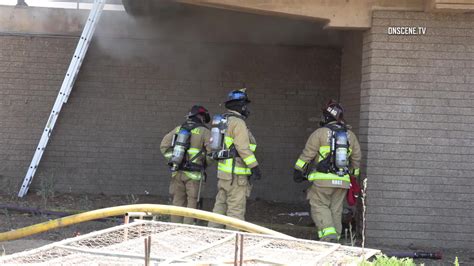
[316,123,350,177]
[208,113,257,184]
[168,121,207,173]
[208,113,244,160]
[315,123,360,206]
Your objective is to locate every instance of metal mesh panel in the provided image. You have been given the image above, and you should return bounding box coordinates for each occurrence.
[0,221,380,265]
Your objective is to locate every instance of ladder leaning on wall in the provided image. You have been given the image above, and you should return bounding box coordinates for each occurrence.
[18,0,106,197]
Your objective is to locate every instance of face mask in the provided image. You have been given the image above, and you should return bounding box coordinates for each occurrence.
[319,114,326,127]
[241,104,250,118]
[203,113,211,123]
[319,113,335,126]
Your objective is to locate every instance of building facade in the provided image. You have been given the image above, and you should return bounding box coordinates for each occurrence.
[0,0,472,249]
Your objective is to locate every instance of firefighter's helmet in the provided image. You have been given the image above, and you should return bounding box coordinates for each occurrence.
[225,88,250,104]
[188,105,210,123]
[322,100,344,123]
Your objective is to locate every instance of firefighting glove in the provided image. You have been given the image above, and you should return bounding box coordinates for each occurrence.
[293,169,306,183]
[250,166,262,181]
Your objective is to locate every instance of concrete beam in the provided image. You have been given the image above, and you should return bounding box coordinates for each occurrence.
[0,6,86,36]
[425,0,474,12]
[177,0,426,28]
[0,5,342,47]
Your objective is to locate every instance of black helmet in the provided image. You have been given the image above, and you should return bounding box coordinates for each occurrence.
[188,105,210,123]
[321,100,344,125]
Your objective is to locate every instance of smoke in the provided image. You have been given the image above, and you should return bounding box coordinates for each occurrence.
[87,2,344,141]
[91,3,342,61]
[90,2,343,105]
[82,3,344,199]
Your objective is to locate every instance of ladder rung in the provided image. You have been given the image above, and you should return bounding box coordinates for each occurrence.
[18,0,106,198]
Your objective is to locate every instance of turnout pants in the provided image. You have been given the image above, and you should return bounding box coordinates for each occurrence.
[208,176,252,229]
[169,172,200,224]
[307,185,346,241]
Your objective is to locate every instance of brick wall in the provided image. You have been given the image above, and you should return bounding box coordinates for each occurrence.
[340,31,363,135]
[362,11,474,249]
[0,36,77,193]
[0,7,341,202]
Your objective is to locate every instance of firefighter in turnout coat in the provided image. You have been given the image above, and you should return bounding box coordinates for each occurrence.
[293,100,361,242]
[208,89,262,228]
[161,105,212,224]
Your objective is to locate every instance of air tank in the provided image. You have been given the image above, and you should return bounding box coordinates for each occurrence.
[335,131,348,169]
[169,128,190,171]
[209,115,224,151]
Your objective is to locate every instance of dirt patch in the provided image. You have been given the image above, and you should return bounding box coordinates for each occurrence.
[0,193,472,265]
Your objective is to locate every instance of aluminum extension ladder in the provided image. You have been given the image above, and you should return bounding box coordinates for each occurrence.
[18,0,106,197]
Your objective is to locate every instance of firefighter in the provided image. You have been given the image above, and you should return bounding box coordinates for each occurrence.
[208,89,262,228]
[293,100,361,242]
[160,105,212,224]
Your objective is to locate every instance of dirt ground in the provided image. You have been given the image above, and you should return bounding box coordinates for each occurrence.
[0,193,472,265]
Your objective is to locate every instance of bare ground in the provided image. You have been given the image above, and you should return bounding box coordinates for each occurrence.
[0,193,472,265]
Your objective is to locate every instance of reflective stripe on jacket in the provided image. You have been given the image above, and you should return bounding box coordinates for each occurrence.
[217,111,258,179]
[217,136,257,176]
[160,122,211,180]
[294,122,361,188]
[306,145,353,183]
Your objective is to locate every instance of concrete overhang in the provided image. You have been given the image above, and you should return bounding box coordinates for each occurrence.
[0,5,86,36]
[0,4,342,47]
[177,0,474,28]
[425,0,474,12]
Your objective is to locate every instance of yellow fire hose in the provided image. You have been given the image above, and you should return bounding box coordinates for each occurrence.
[0,204,290,242]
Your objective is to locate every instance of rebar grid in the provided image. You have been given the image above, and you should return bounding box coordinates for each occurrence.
[0,221,380,265]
